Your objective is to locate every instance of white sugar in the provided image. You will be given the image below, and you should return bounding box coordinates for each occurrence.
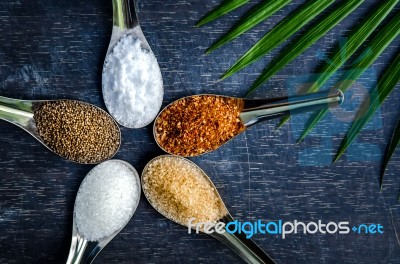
[102,34,163,128]
[74,160,140,241]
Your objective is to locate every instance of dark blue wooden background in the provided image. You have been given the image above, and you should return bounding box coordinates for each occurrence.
[0,0,399,263]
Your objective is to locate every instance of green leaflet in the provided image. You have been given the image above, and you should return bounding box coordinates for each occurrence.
[206,0,291,54]
[246,0,364,96]
[277,115,290,129]
[278,0,399,128]
[334,52,400,163]
[221,0,335,80]
[381,117,400,189]
[297,11,400,143]
[398,188,400,202]
[195,0,249,27]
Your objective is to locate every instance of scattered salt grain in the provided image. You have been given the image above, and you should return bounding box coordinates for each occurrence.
[74,160,140,241]
[102,34,163,128]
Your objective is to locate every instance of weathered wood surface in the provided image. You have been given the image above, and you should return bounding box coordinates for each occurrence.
[0,0,399,263]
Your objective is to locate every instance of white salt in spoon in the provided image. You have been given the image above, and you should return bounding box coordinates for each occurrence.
[102,0,163,128]
[66,160,141,264]
[142,155,276,264]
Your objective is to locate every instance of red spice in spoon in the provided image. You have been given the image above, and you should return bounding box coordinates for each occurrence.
[155,95,244,156]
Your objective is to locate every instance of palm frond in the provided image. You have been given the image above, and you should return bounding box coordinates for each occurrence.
[334,52,400,163]
[246,0,365,96]
[221,0,336,80]
[381,117,400,189]
[277,0,399,128]
[297,11,400,143]
[206,0,291,54]
[196,0,249,27]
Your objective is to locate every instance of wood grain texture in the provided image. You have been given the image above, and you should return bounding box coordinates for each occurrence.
[0,0,399,263]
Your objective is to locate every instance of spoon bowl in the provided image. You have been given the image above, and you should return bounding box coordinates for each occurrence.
[102,0,163,128]
[0,95,121,164]
[67,159,141,264]
[141,155,276,264]
[153,90,344,157]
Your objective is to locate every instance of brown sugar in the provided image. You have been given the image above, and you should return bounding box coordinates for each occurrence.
[154,95,244,156]
[142,156,227,227]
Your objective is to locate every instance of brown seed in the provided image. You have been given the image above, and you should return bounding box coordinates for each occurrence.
[34,100,120,163]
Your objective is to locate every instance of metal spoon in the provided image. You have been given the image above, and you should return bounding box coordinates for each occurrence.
[153,90,344,156]
[141,155,276,264]
[66,160,141,264]
[0,95,121,164]
[102,0,163,128]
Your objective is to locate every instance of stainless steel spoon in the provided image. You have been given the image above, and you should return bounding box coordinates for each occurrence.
[102,0,163,128]
[153,90,344,156]
[66,160,141,264]
[0,95,121,164]
[142,155,276,264]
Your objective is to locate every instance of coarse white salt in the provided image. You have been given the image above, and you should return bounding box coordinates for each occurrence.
[74,160,140,241]
[102,34,163,128]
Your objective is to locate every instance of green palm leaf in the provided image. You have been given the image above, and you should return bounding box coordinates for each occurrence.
[398,188,400,202]
[246,0,365,96]
[221,0,336,80]
[297,11,400,143]
[195,0,249,27]
[278,0,399,128]
[206,0,291,54]
[381,117,400,189]
[334,52,400,163]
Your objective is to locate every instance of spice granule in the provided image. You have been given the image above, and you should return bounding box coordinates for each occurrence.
[155,95,244,156]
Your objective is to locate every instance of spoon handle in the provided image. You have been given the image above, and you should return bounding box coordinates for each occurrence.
[107,0,151,55]
[0,96,34,128]
[210,215,276,264]
[66,233,102,264]
[66,234,89,264]
[240,90,344,127]
[112,0,139,29]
